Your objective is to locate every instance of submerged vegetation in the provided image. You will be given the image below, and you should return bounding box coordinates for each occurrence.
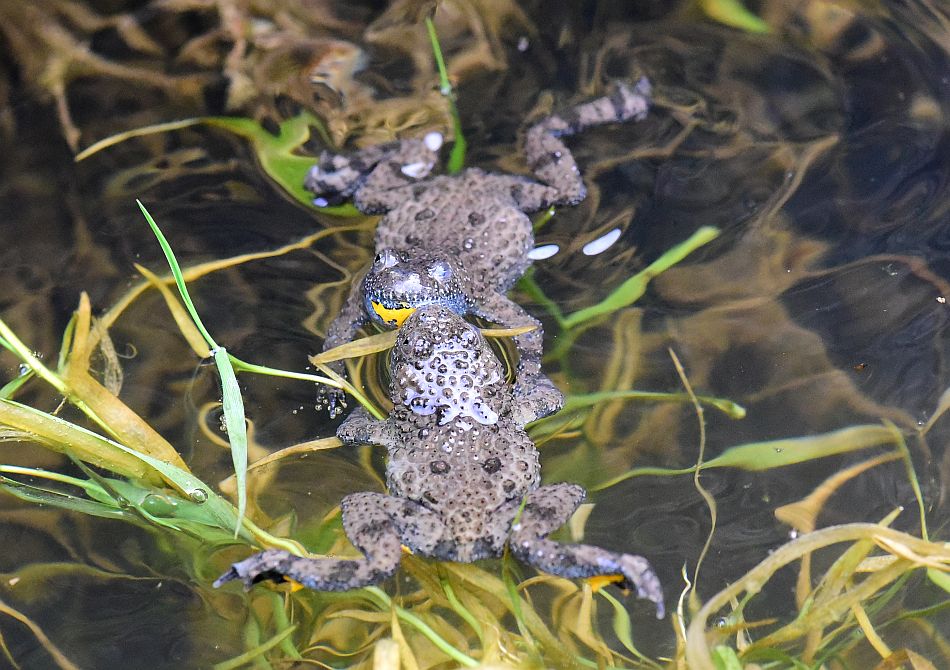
[0,201,946,668]
[0,0,948,668]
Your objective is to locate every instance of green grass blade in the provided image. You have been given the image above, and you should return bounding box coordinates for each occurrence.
[562,226,720,329]
[560,389,746,419]
[594,424,899,491]
[425,17,466,173]
[699,0,769,34]
[711,645,744,670]
[213,624,298,670]
[137,200,217,350]
[702,424,898,471]
[927,568,950,594]
[0,371,33,399]
[597,588,658,665]
[214,347,248,536]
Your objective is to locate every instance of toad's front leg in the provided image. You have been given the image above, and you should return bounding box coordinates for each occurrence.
[509,482,665,617]
[214,493,445,592]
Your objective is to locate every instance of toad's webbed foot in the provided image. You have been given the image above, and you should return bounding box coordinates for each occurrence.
[316,382,348,420]
[509,483,665,617]
[512,375,564,425]
[305,143,396,205]
[305,134,443,213]
[215,493,445,592]
[213,548,392,592]
[523,77,653,206]
[337,406,397,448]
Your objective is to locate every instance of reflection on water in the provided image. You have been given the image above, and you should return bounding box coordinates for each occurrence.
[0,0,948,666]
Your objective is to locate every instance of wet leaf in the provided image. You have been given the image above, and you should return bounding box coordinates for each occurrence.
[560,389,745,419]
[598,588,654,664]
[204,114,352,211]
[390,608,421,670]
[77,116,358,214]
[711,645,743,670]
[0,370,33,399]
[927,567,950,594]
[310,325,536,364]
[425,16,466,174]
[219,436,343,495]
[214,347,248,536]
[0,474,134,521]
[597,424,899,491]
[873,648,940,670]
[0,398,152,480]
[137,201,217,350]
[212,624,298,670]
[851,601,891,659]
[702,424,898,471]
[310,331,398,364]
[372,639,400,670]
[775,452,901,533]
[64,294,189,473]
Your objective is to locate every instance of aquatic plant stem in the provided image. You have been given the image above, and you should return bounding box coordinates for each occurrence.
[425,16,466,173]
[684,523,947,669]
[670,348,716,617]
[214,623,297,670]
[364,586,479,666]
[439,572,484,642]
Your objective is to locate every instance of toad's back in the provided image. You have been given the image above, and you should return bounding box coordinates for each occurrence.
[374,169,534,294]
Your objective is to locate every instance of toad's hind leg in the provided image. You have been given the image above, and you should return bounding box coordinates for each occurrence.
[214,493,445,592]
[510,483,665,617]
[523,78,652,206]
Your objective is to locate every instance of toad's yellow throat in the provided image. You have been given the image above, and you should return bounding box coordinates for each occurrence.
[371,301,415,327]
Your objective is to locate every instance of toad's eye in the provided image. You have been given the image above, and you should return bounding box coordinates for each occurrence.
[374,249,399,270]
[428,261,452,282]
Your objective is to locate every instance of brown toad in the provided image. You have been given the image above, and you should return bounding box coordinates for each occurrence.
[312,78,653,420]
[216,304,664,617]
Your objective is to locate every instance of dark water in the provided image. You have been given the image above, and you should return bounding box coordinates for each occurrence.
[0,0,948,667]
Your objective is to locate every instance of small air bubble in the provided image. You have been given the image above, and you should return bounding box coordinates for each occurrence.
[189,489,208,503]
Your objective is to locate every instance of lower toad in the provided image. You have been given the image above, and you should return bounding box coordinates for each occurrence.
[216,305,664,617]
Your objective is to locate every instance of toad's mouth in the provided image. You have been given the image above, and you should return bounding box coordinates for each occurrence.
[370,300,415,327]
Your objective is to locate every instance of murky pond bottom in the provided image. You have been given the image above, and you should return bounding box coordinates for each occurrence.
[0,0,948,667]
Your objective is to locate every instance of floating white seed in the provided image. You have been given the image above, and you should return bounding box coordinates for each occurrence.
[527,244,559,260]
[582,227,621,256]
